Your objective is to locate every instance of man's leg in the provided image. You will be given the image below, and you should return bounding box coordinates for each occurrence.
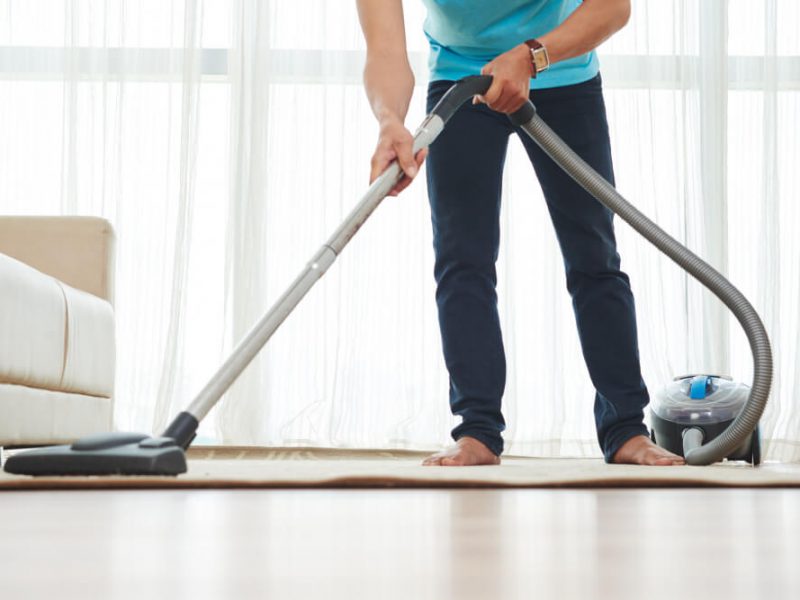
[515,74,682,464]
[423,80,513,465]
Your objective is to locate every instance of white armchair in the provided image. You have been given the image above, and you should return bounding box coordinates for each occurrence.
[0,216,116,446]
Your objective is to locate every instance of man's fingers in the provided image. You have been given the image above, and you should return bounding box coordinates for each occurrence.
[388,148,428,195]
[492,88,517,113]
[369,162,381,184]
[369,120,418,192]
[485,81,516,111]
[391,174,414,195]
[509,84,530,113]
[415,147,428,167]
[490,85,529,114]
[490,89,512,113]
[482,79,504,106]
[390,148,428,195]
[370,146,396,184]
[371,138,428,196]
[395,137,418,179]
[371,160,392,184]
[403,147,427,183]
[474,63,495,106]
[391,179,412,195]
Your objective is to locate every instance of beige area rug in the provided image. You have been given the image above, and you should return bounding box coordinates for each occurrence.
[1,446,800,490]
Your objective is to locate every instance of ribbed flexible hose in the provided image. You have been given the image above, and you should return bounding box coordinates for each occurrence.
[508,102,772,465]
[682,427,705,457]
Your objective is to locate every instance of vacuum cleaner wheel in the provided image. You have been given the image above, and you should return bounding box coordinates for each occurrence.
[750,426,761,466]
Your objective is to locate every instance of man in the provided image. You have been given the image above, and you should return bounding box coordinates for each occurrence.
[356,0,685,466]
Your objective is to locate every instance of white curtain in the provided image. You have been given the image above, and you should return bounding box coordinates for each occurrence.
[1,0,798,460]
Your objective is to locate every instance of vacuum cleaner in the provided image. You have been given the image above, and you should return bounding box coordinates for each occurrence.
[3,76,771,476]
[651,374,761,465]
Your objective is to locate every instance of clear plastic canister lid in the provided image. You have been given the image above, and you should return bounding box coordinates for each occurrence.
[651,375,751,425]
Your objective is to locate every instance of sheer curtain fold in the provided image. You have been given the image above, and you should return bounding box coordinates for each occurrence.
[217,0,274,442]
[152,0,204,434]
[0,0,797,459]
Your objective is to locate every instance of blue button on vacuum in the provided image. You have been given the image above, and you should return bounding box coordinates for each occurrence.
[689,376,710,400]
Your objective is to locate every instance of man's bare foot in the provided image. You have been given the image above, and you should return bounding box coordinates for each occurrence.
[422,436,501,467]
[612,435,685,466]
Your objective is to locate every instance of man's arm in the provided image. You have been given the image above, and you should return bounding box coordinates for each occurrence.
[356,0,426,194]
[479,0,631,113]
[538,0,631,64]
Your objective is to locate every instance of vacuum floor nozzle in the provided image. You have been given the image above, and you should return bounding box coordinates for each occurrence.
[3,432,187,476]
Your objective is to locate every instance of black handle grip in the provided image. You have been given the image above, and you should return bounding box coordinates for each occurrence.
[428,75,536,126]
[428,75,492,123]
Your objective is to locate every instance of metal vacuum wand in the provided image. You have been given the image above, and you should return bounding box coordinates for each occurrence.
[162,77,495,449]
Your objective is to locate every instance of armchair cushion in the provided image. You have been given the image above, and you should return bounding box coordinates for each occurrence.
[0,253,114,398]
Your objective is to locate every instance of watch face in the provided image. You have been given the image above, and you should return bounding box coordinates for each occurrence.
[533,48,549,72]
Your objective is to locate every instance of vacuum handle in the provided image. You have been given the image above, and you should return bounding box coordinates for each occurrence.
[360,75,494,217]
[428,75,493,123]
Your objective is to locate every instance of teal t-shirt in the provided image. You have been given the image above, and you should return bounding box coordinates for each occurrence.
[421,0,599,89]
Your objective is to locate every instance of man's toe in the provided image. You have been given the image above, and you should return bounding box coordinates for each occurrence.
[651,452,684,466]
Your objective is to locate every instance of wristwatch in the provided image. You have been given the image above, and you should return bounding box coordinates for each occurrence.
[524,38,550,78]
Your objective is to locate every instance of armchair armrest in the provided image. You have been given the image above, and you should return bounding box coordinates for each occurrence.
[0,216,115,304]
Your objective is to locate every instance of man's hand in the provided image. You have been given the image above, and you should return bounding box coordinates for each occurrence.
[370,116,428,196]
[474,43,533,114]
[357,0,420,195]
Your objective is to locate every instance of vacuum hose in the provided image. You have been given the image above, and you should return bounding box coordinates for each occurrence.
[682,427,705,457]
[429,76,772,466]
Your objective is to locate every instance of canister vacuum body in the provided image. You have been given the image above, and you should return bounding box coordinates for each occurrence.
[651,375,761,465]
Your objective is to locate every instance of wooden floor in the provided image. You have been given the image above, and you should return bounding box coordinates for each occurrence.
[2,488,799,599]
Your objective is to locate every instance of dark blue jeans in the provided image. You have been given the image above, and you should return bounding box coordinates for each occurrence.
[425,73,649,462]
